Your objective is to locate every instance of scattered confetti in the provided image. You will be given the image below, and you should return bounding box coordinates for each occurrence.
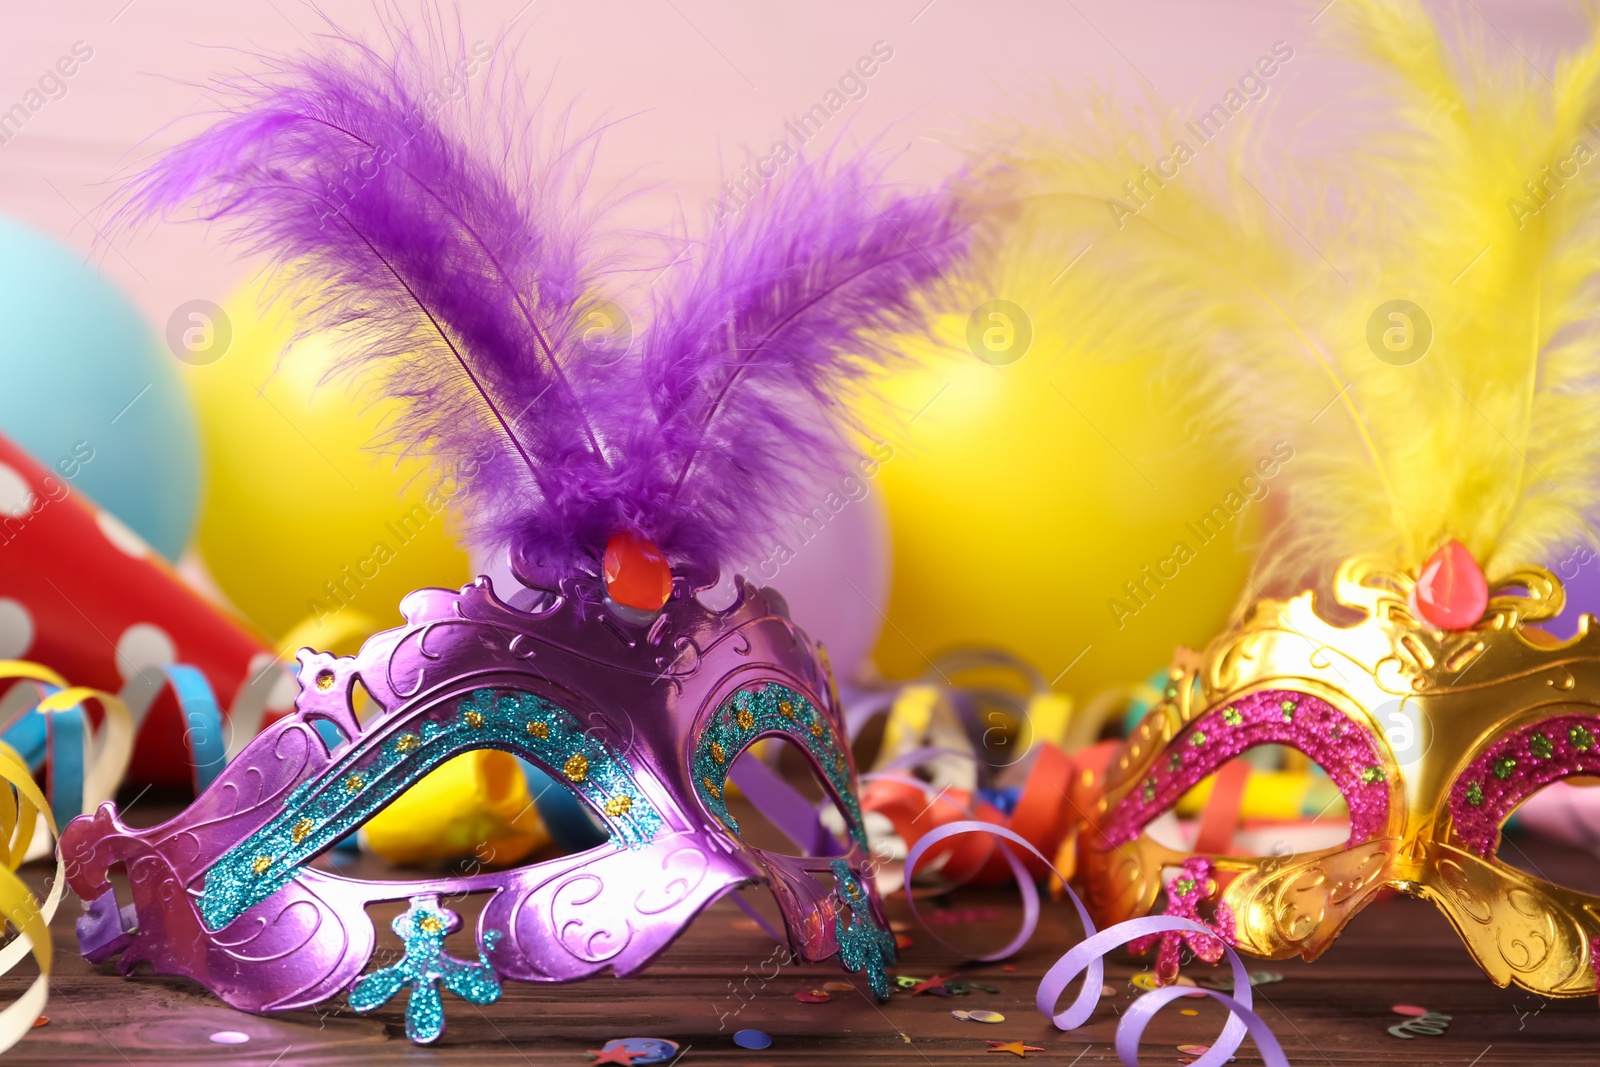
[1002,964,1018,973]
[890,920,912,933]
[1391,1004,1428,1017]
[1388,1011,1451,1039]
[1101,984,1117,996]
[895,933,915,950]
[986,1040,1045,1057]
[209,1032,250,1045]
[1180,1009,1198,1016]
[730,918,763,933]
[947,980,1000,995]
[595,1038,679,1065]
[911,974,954,996]
[968,1010,1006,1024]
[822,981,854,992]
[585,1045,645,1066]
[894,975,925,991]
[795,990,830,1004]
[1178,1045,1210,1056]
[733,1029,773,1050]
[1132,971,1161,991]
[30,1017,47,1028]
[951,1010,971,1021]
[1196,970,1282,992]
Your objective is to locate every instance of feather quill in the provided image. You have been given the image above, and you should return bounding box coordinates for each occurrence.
[121,26,967,581]
[966,0,1600,589]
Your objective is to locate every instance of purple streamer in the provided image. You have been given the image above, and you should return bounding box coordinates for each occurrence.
[904,821,1291,1067]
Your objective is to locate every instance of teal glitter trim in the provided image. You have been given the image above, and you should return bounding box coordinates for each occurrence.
[199,688,663,930]
[829,859,895,998]
[347,895,501,1044]
[690,683,867,850]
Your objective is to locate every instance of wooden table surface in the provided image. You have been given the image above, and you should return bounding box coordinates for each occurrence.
[4,811,1598,1065]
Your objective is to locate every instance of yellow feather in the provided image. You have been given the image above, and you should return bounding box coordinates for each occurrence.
[965,0,1600,587]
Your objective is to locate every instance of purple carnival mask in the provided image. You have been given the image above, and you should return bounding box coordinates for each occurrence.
[57,19,965,1042]
[62,573,893,1041]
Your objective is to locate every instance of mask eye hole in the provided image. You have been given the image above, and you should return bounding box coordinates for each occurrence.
[1492,779,1600,893]
[720,738,855,858]
[1140,746,1354,859]
[1107,689,1391,855]
[1451,712,1600,890]
[693,683,867,858]
[327,750,579,875]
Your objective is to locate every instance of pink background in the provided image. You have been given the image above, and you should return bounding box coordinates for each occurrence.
[0,0,1582,335]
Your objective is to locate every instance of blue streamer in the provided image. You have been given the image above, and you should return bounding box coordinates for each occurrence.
[164,664,228,792]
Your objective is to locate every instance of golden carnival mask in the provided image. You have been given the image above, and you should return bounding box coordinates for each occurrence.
[1082,555,1600,997]
[958,0,1600,1002]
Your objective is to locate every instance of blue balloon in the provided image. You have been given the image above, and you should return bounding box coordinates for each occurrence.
[0,215,198,559]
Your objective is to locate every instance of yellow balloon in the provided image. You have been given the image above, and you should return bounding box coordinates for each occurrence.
[871,314,1264,704]
[181,280,470,641]
[363,749,550,867]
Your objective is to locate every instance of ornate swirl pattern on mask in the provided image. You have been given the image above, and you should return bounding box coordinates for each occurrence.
[691,682,867,850]
[1450,711,1600,855]
[198,688,664,931]
[1101,688,1390,848]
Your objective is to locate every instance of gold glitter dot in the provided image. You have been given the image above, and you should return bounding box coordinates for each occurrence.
[711,741,726,763]
[779,701,795,718]
[315,670,335,691]
[564,753,590,782]
[604,795,633,817]
[809,720,824,738]
[344,773,366,793]
[703,775,721,800]
[463,710,485,729]
[251,855,274,875]
[291,818,314,845]
[736,708,755,731]
[395,733,420,754]
[526,720,549,740]
[418,914,445,935]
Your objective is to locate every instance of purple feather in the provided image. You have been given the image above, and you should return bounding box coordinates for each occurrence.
[118,26,968,582]
[631,154,969,572]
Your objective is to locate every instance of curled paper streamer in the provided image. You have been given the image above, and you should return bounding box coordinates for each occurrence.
[0,661,119,1049]
[0,661,132,855]
[732,739,1290,1064]
[0,728,64,1051]
[904,823,1290,1067]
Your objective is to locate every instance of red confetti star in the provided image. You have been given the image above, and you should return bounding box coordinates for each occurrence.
[586,1047,645,1065]
[911,973,955,996]
[987,1040,1046,1057]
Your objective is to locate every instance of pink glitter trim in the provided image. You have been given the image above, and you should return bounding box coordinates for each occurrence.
[1103,688,1390,848]
[1449,712,1600,855]
[1128,857,1236,984]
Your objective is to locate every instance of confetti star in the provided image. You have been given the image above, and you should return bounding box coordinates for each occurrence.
[911,973,955,995]
[987,1040,1046,1057]
[585,1046,645,1065]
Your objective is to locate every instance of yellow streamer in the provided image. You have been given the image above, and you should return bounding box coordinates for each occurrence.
[0,662,129,1051]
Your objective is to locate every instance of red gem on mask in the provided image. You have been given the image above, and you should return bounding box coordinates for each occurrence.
[1415,540,1488,631]
[603,531,672,611]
